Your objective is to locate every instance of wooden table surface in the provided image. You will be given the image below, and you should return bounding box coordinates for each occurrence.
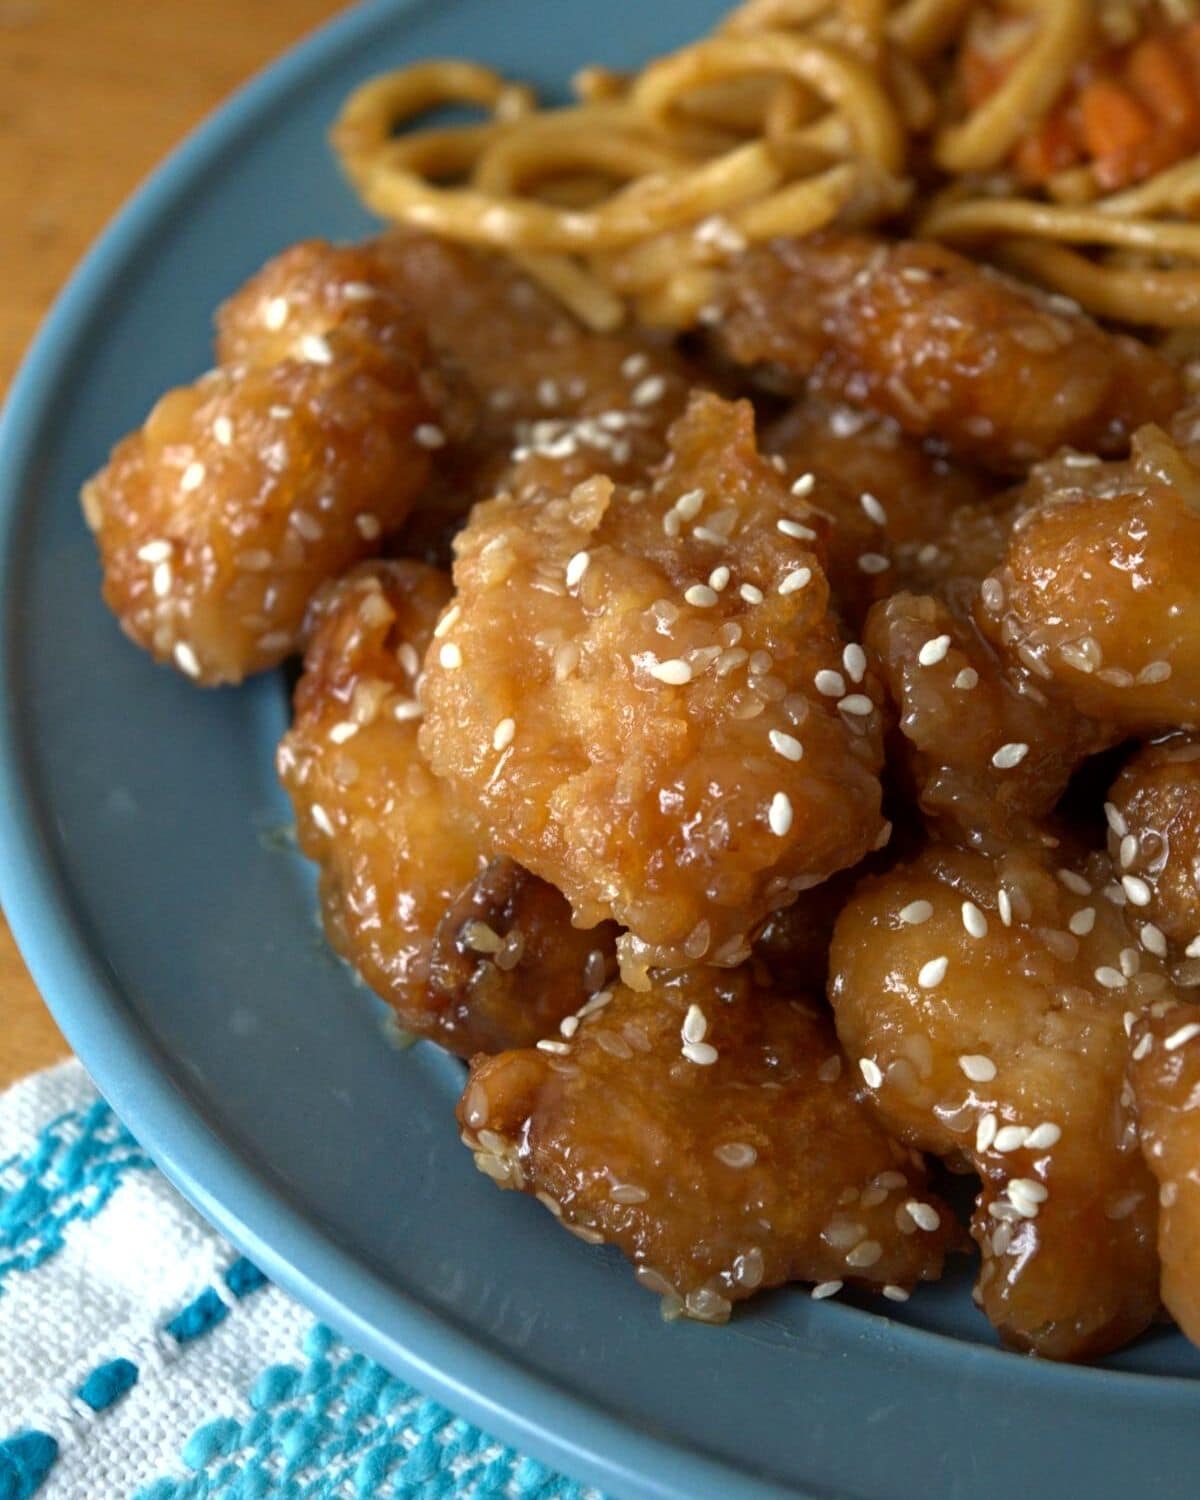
[0,0,348,1088]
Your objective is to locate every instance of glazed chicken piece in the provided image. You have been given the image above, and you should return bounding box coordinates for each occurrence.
[459,971,961,1321]
[1130,1002,1200,1346]
[419,391,887,973]
[977,425,1200,730]
[716,232,1180,473]
[763,398,995,628]
[829,842,1166,1359]
[278,560,612,1055]
[865,592,1114,850]
[1106,736,1200,953]
[83,241,438,685]
[366,232,696,565]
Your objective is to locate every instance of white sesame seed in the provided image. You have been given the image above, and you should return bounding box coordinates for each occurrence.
[152,561,172,597]
[954,668,979,690]
[1025,1123,1061,1150]
[768,729,804,761]
[815,669,845,697]
[882,1284,910,1302]
[976,1113,998,1152]
[180,460,206,492]
[1119,834,1138,869]
[790,473,815,497]
[212,415,233,446]
[960,1053,996,1083]
[311,804,334,836]
[714,1142,757,1169]
[1138,660,1172,685]
[1068,907,1096,936]
[621,352,648,379]
[777,517,818,540]
[1057,869,1091,896]
[1094,966,1127,990]
[684,584,718,608]
[961,901,988,939]
[662,511,681,538]
[998,889,1013,927]
[739,583,764,604]
[136,539,172,563]
[858,552,890,575]
[649,658,692,685]
[674,488,705,521]
[438,642,463,670]
[845,1239,883,1268]
[392,700,423,721]
[779,567,812,596]
[682,1039,719,1066]
[415,422,447,449]
[1122,875,1152,907]
[860,492,887,526]
[173,641,201,678]
[291,511,323,542]
[1105,802,1129,837]
[433,604,461,639]
[1140,923,1167,957]
[1008,1177,1048,1208]
[918,956,948,988]
[918,635,951,667]
[1188,936,1200,958]
[682,1005,708,1045]
[991,742,1029,770]
[906,1201,941,1232]
[768,791,794,836]
[631,375,667,407]
[492,717,516,751]
[843,644,867,683]
[898,900,933,925]
[1165,1022,1200,1051]
[298,332,334,365]
[993,1126,1029,1153]
[355,513,382,541]
[328,722,358,745]
[838,694,874,716]
[708,566,730,591]
[859,1057,883,1088]
[811,1280,843,1300]
[537,1039,571,1055]
[1132,1033,1154,1061]
[565,551,590,589]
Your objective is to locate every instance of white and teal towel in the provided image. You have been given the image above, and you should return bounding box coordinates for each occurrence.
[0,1058,601,1499]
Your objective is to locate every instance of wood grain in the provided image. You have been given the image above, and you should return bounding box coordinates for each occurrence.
[0,0,348,1087]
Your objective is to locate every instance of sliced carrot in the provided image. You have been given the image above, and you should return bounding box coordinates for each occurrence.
[1013,110,1081,184]
[1079,77,1155,161]
[1127,36,1200,131]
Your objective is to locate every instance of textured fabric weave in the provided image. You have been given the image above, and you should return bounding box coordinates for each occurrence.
[0,1059,604,1499]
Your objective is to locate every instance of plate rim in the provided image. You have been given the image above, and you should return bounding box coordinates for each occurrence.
[1,3,1199,1498]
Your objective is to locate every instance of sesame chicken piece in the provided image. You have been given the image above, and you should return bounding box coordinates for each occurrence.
[418,391,887,972]
[763,398,995,629]
[1130,1002,1200,1348]
[715,233,1180,473]
[865,591,1115,851]
[976,426,1200,730]
[82,241,437,685]
[829,843,1166,1359]
[458,971,961,1322]
[278,561,609,1056]
[1105,736,1200,954]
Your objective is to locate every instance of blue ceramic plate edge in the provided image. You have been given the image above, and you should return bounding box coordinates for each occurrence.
[0,5,806,1498]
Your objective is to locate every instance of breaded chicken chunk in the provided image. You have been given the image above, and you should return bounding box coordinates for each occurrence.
[977,426,1200,731]
[1106,736,1200,954]
[866,592,1113,849]
[829,843,1167,1358]
[763,398,994,627]
[716,233,1180,473]
[278,561,610,1055]
[419,391,887,972]
[1130,1002,1200,1346]
[459,971,961,1322]
[83,241,437,684]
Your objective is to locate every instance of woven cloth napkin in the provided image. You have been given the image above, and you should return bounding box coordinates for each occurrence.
[0,1057,604,1500]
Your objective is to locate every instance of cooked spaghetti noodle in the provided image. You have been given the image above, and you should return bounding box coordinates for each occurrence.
[332,0,1200,328]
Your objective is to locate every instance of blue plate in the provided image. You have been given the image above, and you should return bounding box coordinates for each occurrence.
[2,2,1200,1495]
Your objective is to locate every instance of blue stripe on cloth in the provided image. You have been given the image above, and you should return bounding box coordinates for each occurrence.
[77,1357,139,1412]
[0,1432,58,1500]
[0,1098,150,1293]
[134,1321,603,1500]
